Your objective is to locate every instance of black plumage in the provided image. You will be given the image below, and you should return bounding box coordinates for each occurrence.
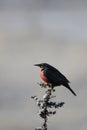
[35,63,76,96]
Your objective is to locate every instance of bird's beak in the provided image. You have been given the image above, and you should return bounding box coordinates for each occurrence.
[34,64,41,67]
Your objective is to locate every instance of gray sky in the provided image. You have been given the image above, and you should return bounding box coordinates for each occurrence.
[0,1,87,130]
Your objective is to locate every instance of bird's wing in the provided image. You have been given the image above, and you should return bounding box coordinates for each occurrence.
[46,65,70,83]
[44,69,69,85]
[55,69,70,83]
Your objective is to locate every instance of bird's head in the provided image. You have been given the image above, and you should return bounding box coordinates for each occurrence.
[34,63,49,70]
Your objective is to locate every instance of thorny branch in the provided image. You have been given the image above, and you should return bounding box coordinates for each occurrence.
[31,83,65,130]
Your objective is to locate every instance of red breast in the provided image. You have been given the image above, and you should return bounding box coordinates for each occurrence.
[40,68,48,83]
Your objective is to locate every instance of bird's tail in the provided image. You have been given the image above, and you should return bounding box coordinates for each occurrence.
[64,83,77,96]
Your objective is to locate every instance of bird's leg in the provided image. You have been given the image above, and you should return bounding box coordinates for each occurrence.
[46,83,55,92]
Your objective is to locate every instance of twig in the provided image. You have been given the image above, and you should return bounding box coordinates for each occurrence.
[31,83,65,130]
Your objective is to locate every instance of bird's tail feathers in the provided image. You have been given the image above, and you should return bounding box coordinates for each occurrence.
[64,83,76,96]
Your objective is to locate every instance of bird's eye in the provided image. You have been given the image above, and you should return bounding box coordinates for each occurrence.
[40,65,42,68]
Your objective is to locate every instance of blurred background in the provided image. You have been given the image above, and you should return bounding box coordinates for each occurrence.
[0,0,87,130]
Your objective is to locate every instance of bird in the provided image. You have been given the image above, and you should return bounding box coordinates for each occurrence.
[34,63,76,96]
